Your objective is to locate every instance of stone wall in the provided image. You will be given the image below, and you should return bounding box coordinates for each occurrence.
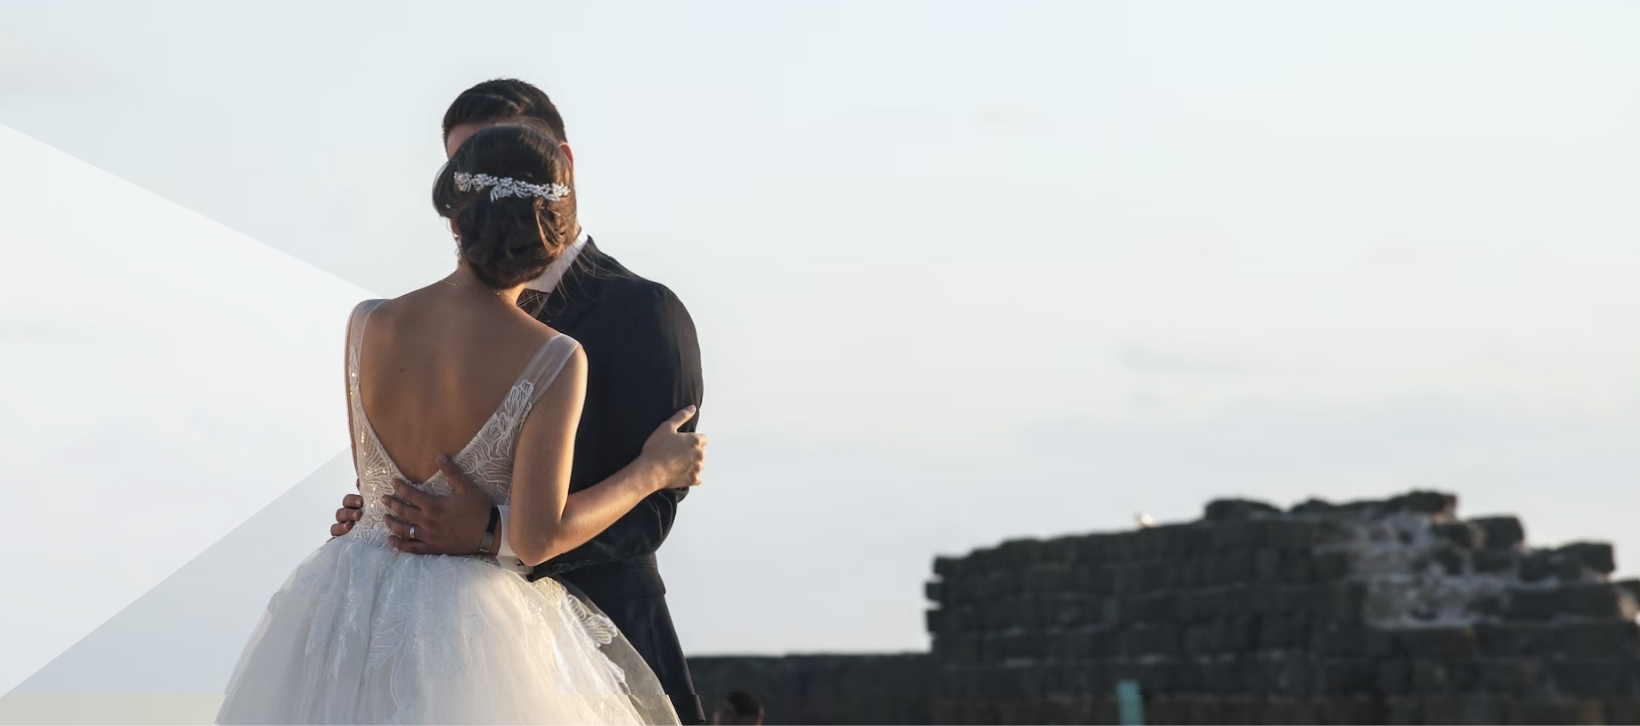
[690,491,1640,724]
[688,654,933,724]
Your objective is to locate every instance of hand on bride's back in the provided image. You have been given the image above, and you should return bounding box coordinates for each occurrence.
[332,491,364,538]
[642,406,706,489]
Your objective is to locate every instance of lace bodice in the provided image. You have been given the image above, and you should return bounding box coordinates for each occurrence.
[344,299,579,545]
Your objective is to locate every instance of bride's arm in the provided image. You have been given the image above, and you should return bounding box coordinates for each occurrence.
[507,349,704,567]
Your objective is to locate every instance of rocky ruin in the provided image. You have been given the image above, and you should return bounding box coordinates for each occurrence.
[689,490,1640,724]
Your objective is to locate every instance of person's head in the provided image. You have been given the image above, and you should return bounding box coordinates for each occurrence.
[712,691,764,726]
[431,118,577,290]
[442,78,570,162]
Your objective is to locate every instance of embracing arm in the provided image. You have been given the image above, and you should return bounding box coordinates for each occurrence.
[508,347,706,567]
[359,286,706,557]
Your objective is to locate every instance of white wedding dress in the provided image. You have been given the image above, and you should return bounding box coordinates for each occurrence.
[217,299,679,725]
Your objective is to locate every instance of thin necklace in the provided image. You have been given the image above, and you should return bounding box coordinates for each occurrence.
[441,276,505,297]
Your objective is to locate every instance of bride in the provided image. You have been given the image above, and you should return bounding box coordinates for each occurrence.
[217,118,702,725]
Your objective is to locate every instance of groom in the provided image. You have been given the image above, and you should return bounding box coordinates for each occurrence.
[330,79,707,724]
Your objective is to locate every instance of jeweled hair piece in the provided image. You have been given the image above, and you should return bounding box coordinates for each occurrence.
[454,172,571,203]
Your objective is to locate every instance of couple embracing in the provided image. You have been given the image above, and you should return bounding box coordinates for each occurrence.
[217,79,709,725]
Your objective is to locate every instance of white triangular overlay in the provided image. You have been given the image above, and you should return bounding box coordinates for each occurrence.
[0,123,374,695]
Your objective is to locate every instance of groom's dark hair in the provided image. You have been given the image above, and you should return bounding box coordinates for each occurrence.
[443,79,567,143]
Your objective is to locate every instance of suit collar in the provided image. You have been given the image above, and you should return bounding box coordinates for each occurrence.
[522,237,626,329]
[522,229,590,292]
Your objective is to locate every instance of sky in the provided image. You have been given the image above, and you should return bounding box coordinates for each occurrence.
[3,0,1640,699]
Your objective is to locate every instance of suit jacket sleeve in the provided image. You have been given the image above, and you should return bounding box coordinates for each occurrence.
[544,282,703,573]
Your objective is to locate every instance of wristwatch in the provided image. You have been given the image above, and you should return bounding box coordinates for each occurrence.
[479,505,500,555]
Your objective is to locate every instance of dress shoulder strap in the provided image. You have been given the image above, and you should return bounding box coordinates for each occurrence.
[346,299,388,399]
[346,300,388,371]
[519,334,581,408]
[347,300,388,351]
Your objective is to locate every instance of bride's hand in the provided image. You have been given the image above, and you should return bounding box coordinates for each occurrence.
[641,406,706,490]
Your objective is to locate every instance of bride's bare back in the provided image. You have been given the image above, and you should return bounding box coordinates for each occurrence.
[354,285,560,484]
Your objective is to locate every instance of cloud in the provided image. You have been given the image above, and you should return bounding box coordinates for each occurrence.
[1017,396,1640,544]
[0,31,116,94]
[1114,343,1247,375]
[973,104,1041,128]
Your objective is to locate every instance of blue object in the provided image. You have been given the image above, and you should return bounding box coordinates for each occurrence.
[1115,679,1145,726]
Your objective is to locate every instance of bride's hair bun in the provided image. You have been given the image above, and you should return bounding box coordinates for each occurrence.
[431,118,577,289]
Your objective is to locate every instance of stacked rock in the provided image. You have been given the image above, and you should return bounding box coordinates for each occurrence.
[925,490,1640,725]
[687,654,935,725]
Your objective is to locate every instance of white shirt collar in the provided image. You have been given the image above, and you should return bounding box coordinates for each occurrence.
[524,229,589,292]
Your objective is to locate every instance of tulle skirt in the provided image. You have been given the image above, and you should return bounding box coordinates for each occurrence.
[216,533,678,725]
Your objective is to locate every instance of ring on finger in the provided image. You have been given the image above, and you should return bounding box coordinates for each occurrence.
[408,524,419,541]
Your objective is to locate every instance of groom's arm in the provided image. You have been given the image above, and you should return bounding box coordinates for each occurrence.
[540,282,703,575]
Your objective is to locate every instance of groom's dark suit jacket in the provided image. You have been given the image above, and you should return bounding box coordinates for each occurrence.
[519,238,704,725]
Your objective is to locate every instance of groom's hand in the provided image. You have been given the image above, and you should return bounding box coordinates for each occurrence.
[331,490,364,538]
[382,455,493,555]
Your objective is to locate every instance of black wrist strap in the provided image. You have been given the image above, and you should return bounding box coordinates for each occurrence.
[480,505,501,555]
